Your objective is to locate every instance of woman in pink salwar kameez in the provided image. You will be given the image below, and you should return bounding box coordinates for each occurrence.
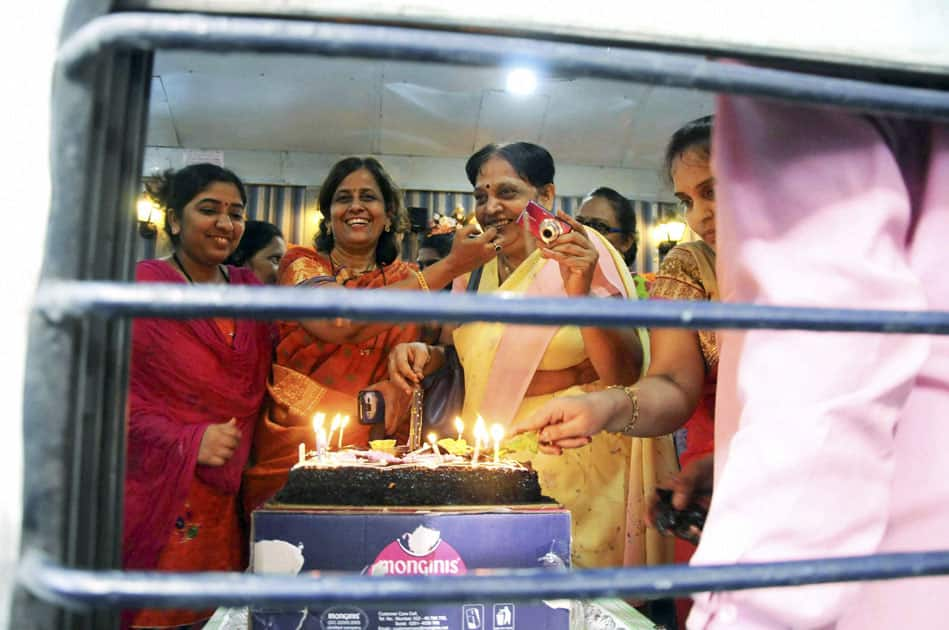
[686,97,949,629]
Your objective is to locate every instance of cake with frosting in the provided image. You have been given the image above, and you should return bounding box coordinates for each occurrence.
[273,446,550,507]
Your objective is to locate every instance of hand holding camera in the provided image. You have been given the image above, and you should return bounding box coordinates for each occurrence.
[517,201,599,297]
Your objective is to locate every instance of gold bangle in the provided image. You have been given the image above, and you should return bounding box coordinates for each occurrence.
[605,384,639,435]
[414,270,430,292]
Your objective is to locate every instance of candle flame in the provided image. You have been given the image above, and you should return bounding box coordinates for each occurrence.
[313,412,326,432]
[474,416,488,441]
[454,417,464,433]
[490,424,504,441]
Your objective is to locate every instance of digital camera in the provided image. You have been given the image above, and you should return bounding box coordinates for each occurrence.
[516,200,572,245]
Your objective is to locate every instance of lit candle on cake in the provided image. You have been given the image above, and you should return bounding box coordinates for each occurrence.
[454,417,464,441]
[472,416,487,467]
[491,424,504,464]
[339,416,349,450]
[313,413,327,456]
[406,443,431,457]
[327,414,341,450]
[316,427,328,457]
[298,442,306,465]
[428,432,443,464]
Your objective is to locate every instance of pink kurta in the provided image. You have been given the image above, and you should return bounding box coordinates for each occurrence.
[689,95,949,628]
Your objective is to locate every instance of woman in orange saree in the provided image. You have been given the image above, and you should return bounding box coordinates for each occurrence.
[242,157,498,513]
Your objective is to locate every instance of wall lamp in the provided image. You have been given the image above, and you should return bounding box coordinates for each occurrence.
[654,219,688,260]
[136,196,161,239]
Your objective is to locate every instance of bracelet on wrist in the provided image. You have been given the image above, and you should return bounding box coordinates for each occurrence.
[414,270,430,292]
[605,384,639,436]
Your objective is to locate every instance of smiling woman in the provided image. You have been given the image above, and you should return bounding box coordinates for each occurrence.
[124,163,274,629]
[241,156,499,513]
[387,142,676,571]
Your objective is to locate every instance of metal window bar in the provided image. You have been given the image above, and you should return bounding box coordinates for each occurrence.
[34,281,949,335]
[16,5,949,629]
[20,548,949,611]
[59,13,949,121]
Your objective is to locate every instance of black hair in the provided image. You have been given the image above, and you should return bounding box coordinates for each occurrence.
[418,232,454,259]
[663,115,713,185]
[225,220,284,267]
[585,187,639,266]
[315,157,403,266]
[153,163,247,246]
[464,142,555,188]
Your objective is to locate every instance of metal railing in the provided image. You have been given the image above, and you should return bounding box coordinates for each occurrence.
[58,13,949,121]
[20,547,949,611]
[34,280,949,335]
[16,5,949,628]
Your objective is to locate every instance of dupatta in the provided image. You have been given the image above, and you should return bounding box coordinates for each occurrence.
[462,230,650,427]
[123,260,272,571]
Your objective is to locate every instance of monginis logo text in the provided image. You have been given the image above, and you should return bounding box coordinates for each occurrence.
[367,525,467,576]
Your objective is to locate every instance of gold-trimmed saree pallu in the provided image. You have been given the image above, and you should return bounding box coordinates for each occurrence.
[453,232,678,569]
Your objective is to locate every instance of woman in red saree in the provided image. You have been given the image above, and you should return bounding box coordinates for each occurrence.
[242,157,497,513]
[124,164,273,629]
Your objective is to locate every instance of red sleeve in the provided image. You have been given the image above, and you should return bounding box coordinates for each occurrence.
[135,259,180,283]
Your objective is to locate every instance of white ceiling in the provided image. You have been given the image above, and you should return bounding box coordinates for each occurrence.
[147,51,713,172]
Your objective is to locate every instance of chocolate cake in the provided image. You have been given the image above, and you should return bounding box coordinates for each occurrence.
[274,454,551,506]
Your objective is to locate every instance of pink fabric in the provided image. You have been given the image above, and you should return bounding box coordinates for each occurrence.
[123,260,272,571]
[688,96,949,628]
[477,234,627,426]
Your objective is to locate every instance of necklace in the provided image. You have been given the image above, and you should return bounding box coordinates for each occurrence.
[329,250,376,275]
[497,254,516,283]
[172,252,234,341]
[172,252,229,285]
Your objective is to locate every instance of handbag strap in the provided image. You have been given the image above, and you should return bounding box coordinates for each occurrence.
[465,266,483,292]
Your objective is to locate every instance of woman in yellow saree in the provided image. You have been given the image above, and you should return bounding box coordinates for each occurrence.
[388,142,677,569]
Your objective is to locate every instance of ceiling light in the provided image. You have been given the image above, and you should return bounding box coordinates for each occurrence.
[505,68,538,95]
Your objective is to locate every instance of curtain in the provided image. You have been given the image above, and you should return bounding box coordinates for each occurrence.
[245,184,309,246]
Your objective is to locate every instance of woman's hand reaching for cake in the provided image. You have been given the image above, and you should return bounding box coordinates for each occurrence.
[511,389,634,454]
[388,342,446,394]
[198,417,242,466]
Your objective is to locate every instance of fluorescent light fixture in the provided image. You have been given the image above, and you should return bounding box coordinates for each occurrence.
[505,67,538,95]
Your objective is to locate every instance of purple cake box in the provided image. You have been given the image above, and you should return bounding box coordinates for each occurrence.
[250,504,572,630]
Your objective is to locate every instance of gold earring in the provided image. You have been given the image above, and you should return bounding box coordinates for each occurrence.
[385,223,392,232]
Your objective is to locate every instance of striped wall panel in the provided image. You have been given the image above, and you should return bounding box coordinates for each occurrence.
[245,184,309,246]
[144,184,697,274]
